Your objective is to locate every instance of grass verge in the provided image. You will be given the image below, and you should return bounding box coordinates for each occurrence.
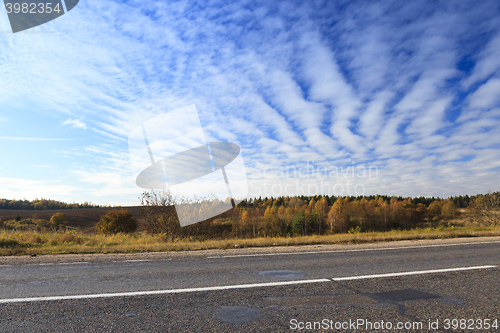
[1,225,500,256]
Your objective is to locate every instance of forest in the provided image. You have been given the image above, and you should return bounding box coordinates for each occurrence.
[0,198,102,210]
[2,192,498,239]
[140,192,500,239]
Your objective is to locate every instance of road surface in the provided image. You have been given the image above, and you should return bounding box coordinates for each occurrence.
[0,237,499,332]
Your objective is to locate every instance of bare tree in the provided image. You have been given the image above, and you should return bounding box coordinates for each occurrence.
[139,190,180,236]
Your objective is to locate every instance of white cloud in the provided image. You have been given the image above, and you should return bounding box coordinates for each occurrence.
[407,97,453,136]
[462,33,500,89]
[298,31,363,154]
[0,177,79,201]
[467,77,500,110]
[359,90,394,141]
[62,118,87,130]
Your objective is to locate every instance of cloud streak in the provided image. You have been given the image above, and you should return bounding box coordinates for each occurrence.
[0,137,78,141]
[61,118,87,130]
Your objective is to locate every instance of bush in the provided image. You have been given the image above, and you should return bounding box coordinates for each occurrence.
[50,212,66,229]
[441,201,457,219]
[467,193,500,226]
[15,215,21,222]
[96,209,137,234]
[37,219,51,230]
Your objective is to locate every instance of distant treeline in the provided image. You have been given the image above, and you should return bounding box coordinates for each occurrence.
[0,198,104,210]
[238,194,476,208]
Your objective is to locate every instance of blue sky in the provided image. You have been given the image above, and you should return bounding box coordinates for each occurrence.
[1,0,500,205]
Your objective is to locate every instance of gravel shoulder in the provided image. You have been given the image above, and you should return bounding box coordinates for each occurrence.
[2,236,499,265]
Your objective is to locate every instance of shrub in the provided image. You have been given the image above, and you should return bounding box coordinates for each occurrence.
[96,209,137,234]
[441,201,457,219]
[37,219,51,230]
[15,215,21,222]
[428,201,443,219]
[348,225,363,234]
[50,212,66,229]
[156,212,181,239]
[467,193,500,226]
[61,232,82,244]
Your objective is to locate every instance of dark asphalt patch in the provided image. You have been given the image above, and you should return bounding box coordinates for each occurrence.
[213,306,263,324]
[259,270,306,279]
[373,289,440,302]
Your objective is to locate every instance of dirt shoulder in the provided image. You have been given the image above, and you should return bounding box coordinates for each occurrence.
[1,235,498,265]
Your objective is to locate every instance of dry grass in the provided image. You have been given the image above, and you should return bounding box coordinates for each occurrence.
[1,225,500,256]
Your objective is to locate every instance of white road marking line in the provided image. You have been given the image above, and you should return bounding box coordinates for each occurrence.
[0,265,13,267]
[207,240,500,259]
[0,279,331,304]
[331,265,497,281]
[59,262,90,265]
[38,263,54,266]
[112,259,152,263]
[0,265,496,304]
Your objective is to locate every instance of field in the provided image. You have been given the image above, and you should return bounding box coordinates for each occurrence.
[0,207,144,231]
[0,210,499,256]
[1,204,499,256]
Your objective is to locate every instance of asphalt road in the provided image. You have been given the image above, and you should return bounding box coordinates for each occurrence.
[0,237,499,332]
